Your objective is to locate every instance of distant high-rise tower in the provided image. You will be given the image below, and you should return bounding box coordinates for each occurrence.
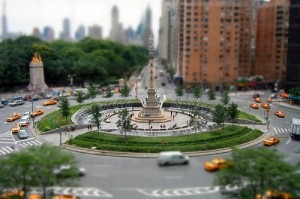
[88,25,102,39]
[285,0,300,90]
[110,5,122,42]
[1,0,7,39]
[142,6,153,47]
[43,26,55,41]
[75,25,85,41]
[60,18,71,41]
[32,27,41,39]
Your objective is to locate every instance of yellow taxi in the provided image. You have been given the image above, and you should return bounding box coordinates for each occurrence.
[256,190,292,199]
[261,103,271,109]
[250,103,259,109]
[6,113,21,122]
[263,136,280,146]
[204,158,228,171]
[275,111,285,118]
[43,99,58,106]
[254,97,262,103]
[0,189,24,199]
[52,194,77,199]
[11,123,21,133]
[31,109,44,117]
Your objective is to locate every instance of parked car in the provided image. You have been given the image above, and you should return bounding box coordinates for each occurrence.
[263,136,280,146]
[275,110,285,118]
[250,103,259,109]
[270,93,278,99]
[18,129,28,139]
[31,109,44,117]
[43,99,58,106]
[157,151,189,166]
[8,100,25,107]
[253,93,260,98]
[11,123,21,133]
[6,113,21,122]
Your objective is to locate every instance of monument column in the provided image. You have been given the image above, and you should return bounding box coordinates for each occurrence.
[27,53,48,91]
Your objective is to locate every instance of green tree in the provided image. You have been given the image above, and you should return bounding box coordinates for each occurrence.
[104,87,113,98]
[120,85,130,98]
[58,97,70,123]
[75,90,85,103]
[90,104,101,131]
[0,144,79,199]
[227,102,239,123]
[208,88,216,100]
[193,86,202,101]
[116,109,133,140]
[212,104,226,126]
[289,87,300,96]
[175,87,184,101]
[88,84,97,103]
[221,90,230,105]
[214,147,300,199]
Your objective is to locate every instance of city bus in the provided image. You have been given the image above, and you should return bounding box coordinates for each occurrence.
[290,118,300,139]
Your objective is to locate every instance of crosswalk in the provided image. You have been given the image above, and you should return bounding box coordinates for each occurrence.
[269,127,290,136]
[0,139,43,156]
[0,131,15,144]
[17,139,42,148]
[0,146,14,155]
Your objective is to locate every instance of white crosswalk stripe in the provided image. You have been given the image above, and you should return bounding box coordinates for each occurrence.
[0,146,15,155]
[271,127,290,136]
[0,131,15,144]
[18,140,43,148]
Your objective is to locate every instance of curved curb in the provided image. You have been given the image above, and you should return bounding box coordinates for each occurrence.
[62,133,266,158]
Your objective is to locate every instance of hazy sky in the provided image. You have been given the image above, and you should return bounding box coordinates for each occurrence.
[0,0,162,40]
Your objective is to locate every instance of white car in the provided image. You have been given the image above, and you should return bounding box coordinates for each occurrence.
[53,164,86,177]
[158,151,189,166]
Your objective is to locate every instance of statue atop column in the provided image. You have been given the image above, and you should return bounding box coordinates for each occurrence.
[27,52,48,92]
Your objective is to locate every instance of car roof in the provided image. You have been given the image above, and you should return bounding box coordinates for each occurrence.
[159,151,183,156]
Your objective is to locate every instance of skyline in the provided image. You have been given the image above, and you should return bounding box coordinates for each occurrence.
[0,0,162,40]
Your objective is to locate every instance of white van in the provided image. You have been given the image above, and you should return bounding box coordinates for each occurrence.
[157,151,189,166]
[19,116,29,127]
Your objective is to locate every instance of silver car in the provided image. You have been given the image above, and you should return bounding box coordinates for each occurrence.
[158,151,189,166]
[18,129,28,139]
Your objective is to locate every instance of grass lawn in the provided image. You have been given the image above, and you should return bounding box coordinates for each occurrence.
[67,125,263,153]
[238,111,262,122]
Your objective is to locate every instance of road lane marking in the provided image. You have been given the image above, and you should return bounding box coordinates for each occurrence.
[286,137,291,144]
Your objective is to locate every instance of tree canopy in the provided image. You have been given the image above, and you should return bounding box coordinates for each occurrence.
[214,147,300,199]
[0,36,148,89]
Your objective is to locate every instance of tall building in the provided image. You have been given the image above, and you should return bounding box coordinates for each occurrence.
[285,0,300,90]
[60,18,71,41]
[142,6,153,47]
[255,0,290,84]
[159,0,172,65]
[75,25,85,41]
[32,27,41,39]
[167,0,253,89]
[88,25,102,39]
[43,26,55,41]
[109,5,123,42]
[1,0,7,39]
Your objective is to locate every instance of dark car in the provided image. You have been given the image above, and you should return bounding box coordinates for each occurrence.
[253,93,260,99]
[53,164,86,177]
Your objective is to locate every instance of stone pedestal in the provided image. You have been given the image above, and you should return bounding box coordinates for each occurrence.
[27,54,48,91]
